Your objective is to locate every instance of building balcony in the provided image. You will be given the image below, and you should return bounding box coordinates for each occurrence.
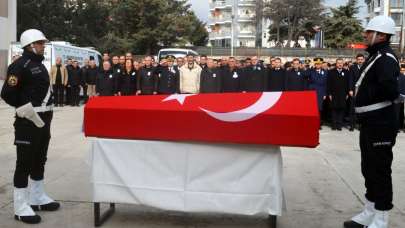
[209,0,232,10]
[209,30,232,39]
[209,14,233,24]
[238,0,256,7]
[238,14,255,22]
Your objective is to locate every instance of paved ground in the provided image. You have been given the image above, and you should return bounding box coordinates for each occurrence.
[0,99,404,228]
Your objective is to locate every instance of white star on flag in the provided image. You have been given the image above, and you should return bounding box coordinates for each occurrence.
[162,94,195,105]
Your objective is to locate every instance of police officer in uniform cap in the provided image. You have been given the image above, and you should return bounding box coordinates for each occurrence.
[308,57,328,128]
[157,55,180,94]
[1,29,60,224]
[344,16,401,228]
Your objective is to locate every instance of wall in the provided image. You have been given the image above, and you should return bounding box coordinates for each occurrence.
[0,0,17,80]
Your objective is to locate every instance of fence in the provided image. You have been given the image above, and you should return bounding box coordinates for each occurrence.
[193,47,365,58]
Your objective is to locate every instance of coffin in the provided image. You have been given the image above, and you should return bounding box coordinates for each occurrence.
[84,92,320,147]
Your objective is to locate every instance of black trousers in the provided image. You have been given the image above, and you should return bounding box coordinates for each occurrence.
[82,84,88,103]
[360,123,397,211]
[348,97,356,128]
[70,85,80,105]
[399,103,404,130]
[53,84,65,106]
[331,108,345,128]
[65,86,71,105]
[13,112,53,188]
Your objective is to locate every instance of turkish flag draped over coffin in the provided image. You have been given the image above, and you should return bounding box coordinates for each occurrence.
[84,92,320,147]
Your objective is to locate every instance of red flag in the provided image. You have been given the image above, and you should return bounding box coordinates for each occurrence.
[84,92,320,147]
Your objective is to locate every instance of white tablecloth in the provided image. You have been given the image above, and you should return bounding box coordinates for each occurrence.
[89,138,285,216]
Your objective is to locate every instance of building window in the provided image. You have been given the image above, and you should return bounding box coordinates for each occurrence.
[391,12,402,26]
[390,0,403,8]
[0,0,8,18]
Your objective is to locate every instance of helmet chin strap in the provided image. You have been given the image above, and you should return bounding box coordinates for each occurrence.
[370,31,377,46]
[30,43,37,54]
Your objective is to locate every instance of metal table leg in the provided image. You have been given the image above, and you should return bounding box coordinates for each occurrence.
[267,215,277,228]
[94,203,115,227]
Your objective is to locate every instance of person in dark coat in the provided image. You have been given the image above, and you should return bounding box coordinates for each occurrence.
[137,56,158,95]
[96,61,118,96]
[200,58,222,93]
[117,59,137,96]
[327,58,350,130]
[111,56,122,75]
[221,57,242,93]
[285,58,309,91]
[347,54,365,130]
[67,60,81,106]
[241,56,267,92]
[86,60,98,98]
[308,58,328,128]
[267,57,286,91]
[80,59,89,103]
[157,56,179,94]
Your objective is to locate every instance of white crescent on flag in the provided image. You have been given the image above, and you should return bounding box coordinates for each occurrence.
[200,92,282,122]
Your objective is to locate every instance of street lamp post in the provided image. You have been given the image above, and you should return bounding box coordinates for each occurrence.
[231,14,235,56]
[401,0,405,58]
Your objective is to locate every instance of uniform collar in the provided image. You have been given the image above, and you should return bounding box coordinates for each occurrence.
[366,41,390,56]
[22,50,44,62]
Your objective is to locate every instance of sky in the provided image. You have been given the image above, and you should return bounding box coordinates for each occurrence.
[188,0,368,23]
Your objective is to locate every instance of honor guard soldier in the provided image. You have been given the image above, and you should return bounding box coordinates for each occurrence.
[157,56,180,94]
[344,16,401,228]
[1,29,60,224]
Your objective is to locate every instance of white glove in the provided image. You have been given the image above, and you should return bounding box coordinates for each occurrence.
[16,103,45,128]
[394,94,405,104]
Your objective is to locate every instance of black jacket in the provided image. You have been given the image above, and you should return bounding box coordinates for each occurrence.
[355,41,399,125]
[349,64,361,91]
[118,70,137,96]
[327,68,350,109]
[67,66,81,86]
[1,51,53,107]
[96,70,118,96]
[267,68,286,91]
[200,67,222,93]
[157,66,179,94]
[241,65,267,92]
[86,67,98,85]
[138,66,158,95]
[221,67,242,93]
[285,69,308,91]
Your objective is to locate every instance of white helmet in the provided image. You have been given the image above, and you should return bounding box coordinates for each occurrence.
[365,15,396,35]
[20,29,48,48]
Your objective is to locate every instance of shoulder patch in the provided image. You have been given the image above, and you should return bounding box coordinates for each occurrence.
[7,75,18,87]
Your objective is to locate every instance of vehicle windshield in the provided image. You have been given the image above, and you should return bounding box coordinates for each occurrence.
[159,51,188,59]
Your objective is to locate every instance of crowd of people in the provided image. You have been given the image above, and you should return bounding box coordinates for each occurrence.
[49,52,405,132]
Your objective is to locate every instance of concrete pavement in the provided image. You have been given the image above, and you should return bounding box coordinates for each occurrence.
[0,100,404,228]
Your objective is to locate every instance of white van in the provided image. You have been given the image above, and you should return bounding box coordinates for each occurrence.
[157,48,199,62]
[8,41,102,72]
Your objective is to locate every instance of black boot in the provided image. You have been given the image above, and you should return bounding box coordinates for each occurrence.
[14,214,41,224]
[31,201,60,211]
[343,220,365,228]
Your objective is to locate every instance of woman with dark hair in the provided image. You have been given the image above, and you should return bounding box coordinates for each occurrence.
[117,59,138,96]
